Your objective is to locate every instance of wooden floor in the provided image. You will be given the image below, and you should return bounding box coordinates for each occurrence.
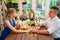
[5,26,54,40]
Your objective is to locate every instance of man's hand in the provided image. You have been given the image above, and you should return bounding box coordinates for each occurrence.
[30,28,39,34]
[30,29,50,35]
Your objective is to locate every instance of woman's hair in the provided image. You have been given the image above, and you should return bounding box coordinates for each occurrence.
[30,9,34,13]
[5,8,16,19]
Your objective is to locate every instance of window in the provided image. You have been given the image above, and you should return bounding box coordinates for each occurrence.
[0,0,2,5]
[50,0,60,7]
[35,0,46,21]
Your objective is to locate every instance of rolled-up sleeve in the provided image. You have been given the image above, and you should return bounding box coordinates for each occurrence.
[48,20,60,34]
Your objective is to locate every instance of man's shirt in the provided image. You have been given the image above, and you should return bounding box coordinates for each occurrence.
[45,16,60,38]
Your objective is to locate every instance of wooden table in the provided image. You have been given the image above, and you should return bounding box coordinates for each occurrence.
[5,26,54,40]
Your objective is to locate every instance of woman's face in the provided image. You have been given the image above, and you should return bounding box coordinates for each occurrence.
[11,12,17,18]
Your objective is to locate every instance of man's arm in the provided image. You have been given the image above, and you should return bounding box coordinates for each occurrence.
[36,30,50,35]
[31,21,60,35]
[31,29,50,35]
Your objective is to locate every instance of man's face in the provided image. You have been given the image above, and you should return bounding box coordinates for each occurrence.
[48,9,57,18]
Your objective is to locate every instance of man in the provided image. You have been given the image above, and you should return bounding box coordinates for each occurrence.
[31,6,60,40]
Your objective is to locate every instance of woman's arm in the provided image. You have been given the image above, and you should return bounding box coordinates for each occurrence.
[4,20,21,33]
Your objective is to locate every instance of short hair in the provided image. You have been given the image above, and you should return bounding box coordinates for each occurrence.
[50,6,59,14]
[50,6,59,11]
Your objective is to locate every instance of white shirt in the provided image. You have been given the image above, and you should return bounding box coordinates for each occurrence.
[45,16,60,38]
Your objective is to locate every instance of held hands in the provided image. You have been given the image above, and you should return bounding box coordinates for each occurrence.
[30,29,40,34]
[30,27,39,33]
[30,29,36,33]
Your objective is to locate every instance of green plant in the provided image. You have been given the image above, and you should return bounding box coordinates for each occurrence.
[56,1,60,6]
[6,0,18,11]
[57,11,60,18]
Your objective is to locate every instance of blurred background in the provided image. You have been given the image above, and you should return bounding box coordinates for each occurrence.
[0,0,60,35]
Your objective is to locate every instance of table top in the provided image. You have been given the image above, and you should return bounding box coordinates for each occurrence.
[5,26,54,40]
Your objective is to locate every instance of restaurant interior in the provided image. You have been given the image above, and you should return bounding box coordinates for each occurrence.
[0,0,60,40]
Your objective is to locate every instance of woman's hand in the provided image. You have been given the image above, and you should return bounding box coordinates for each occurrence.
[16,21,21,29]
[16,20,22,29]
[30,27,40,34]
[16,23,20,29]
[30,27,38,33]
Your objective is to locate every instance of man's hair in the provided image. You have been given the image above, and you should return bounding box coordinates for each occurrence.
[50,6,59,14]
[50,6,59,11]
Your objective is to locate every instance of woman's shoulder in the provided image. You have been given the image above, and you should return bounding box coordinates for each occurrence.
[4,19,11,24]
[4,19,9,22]
[3,19,10,27]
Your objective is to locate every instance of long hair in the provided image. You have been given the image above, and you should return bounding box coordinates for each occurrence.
[29,9,35,19]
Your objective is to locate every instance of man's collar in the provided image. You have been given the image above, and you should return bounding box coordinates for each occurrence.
[50,16,59,20]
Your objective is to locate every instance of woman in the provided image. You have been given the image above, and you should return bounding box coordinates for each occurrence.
[0,8,22,40]
[29,9,35,20]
